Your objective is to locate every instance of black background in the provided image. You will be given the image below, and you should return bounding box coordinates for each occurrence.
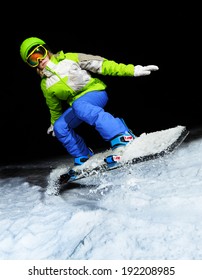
[1,5,200,166]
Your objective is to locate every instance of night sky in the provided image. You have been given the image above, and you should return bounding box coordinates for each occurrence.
[1,6,200,166]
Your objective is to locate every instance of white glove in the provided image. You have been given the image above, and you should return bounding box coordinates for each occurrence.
[134,65,159,77]
[47,124,55,137]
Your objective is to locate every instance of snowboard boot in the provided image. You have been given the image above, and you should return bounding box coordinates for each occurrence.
[110,131,135,150]
[67,148,94,181]
[74,148,94,166]
[105,131,135,168]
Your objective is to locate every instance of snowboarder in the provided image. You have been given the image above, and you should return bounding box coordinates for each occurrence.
[20,37,159,174]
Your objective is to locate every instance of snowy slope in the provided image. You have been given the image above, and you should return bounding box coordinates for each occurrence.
[0,127,202,260]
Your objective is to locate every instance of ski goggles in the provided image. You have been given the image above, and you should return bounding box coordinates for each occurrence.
[26,45,48,67]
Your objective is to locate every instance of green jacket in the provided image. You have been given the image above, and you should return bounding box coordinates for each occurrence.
[40,51,135,124]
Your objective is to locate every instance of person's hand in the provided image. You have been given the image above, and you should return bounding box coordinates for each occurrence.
[134,65,159,77]
[47,124,55,137]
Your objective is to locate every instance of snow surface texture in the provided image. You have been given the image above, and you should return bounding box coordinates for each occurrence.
[0,126,202,260]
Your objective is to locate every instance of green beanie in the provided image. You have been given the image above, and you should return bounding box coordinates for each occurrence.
[20,37,46,62]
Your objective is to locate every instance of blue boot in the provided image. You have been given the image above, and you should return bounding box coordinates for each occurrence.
[110,118,135,149]
[67,148,94,181]
[74,148,94,166]
[105,130,135,168]
[110,131,135,150]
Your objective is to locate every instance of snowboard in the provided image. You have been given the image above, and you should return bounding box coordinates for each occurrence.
[57,125,189,191]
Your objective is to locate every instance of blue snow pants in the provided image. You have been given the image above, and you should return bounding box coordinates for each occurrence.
[53,90,128,158]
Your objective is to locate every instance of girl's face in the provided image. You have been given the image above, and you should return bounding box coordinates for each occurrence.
[38,55,50,70]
